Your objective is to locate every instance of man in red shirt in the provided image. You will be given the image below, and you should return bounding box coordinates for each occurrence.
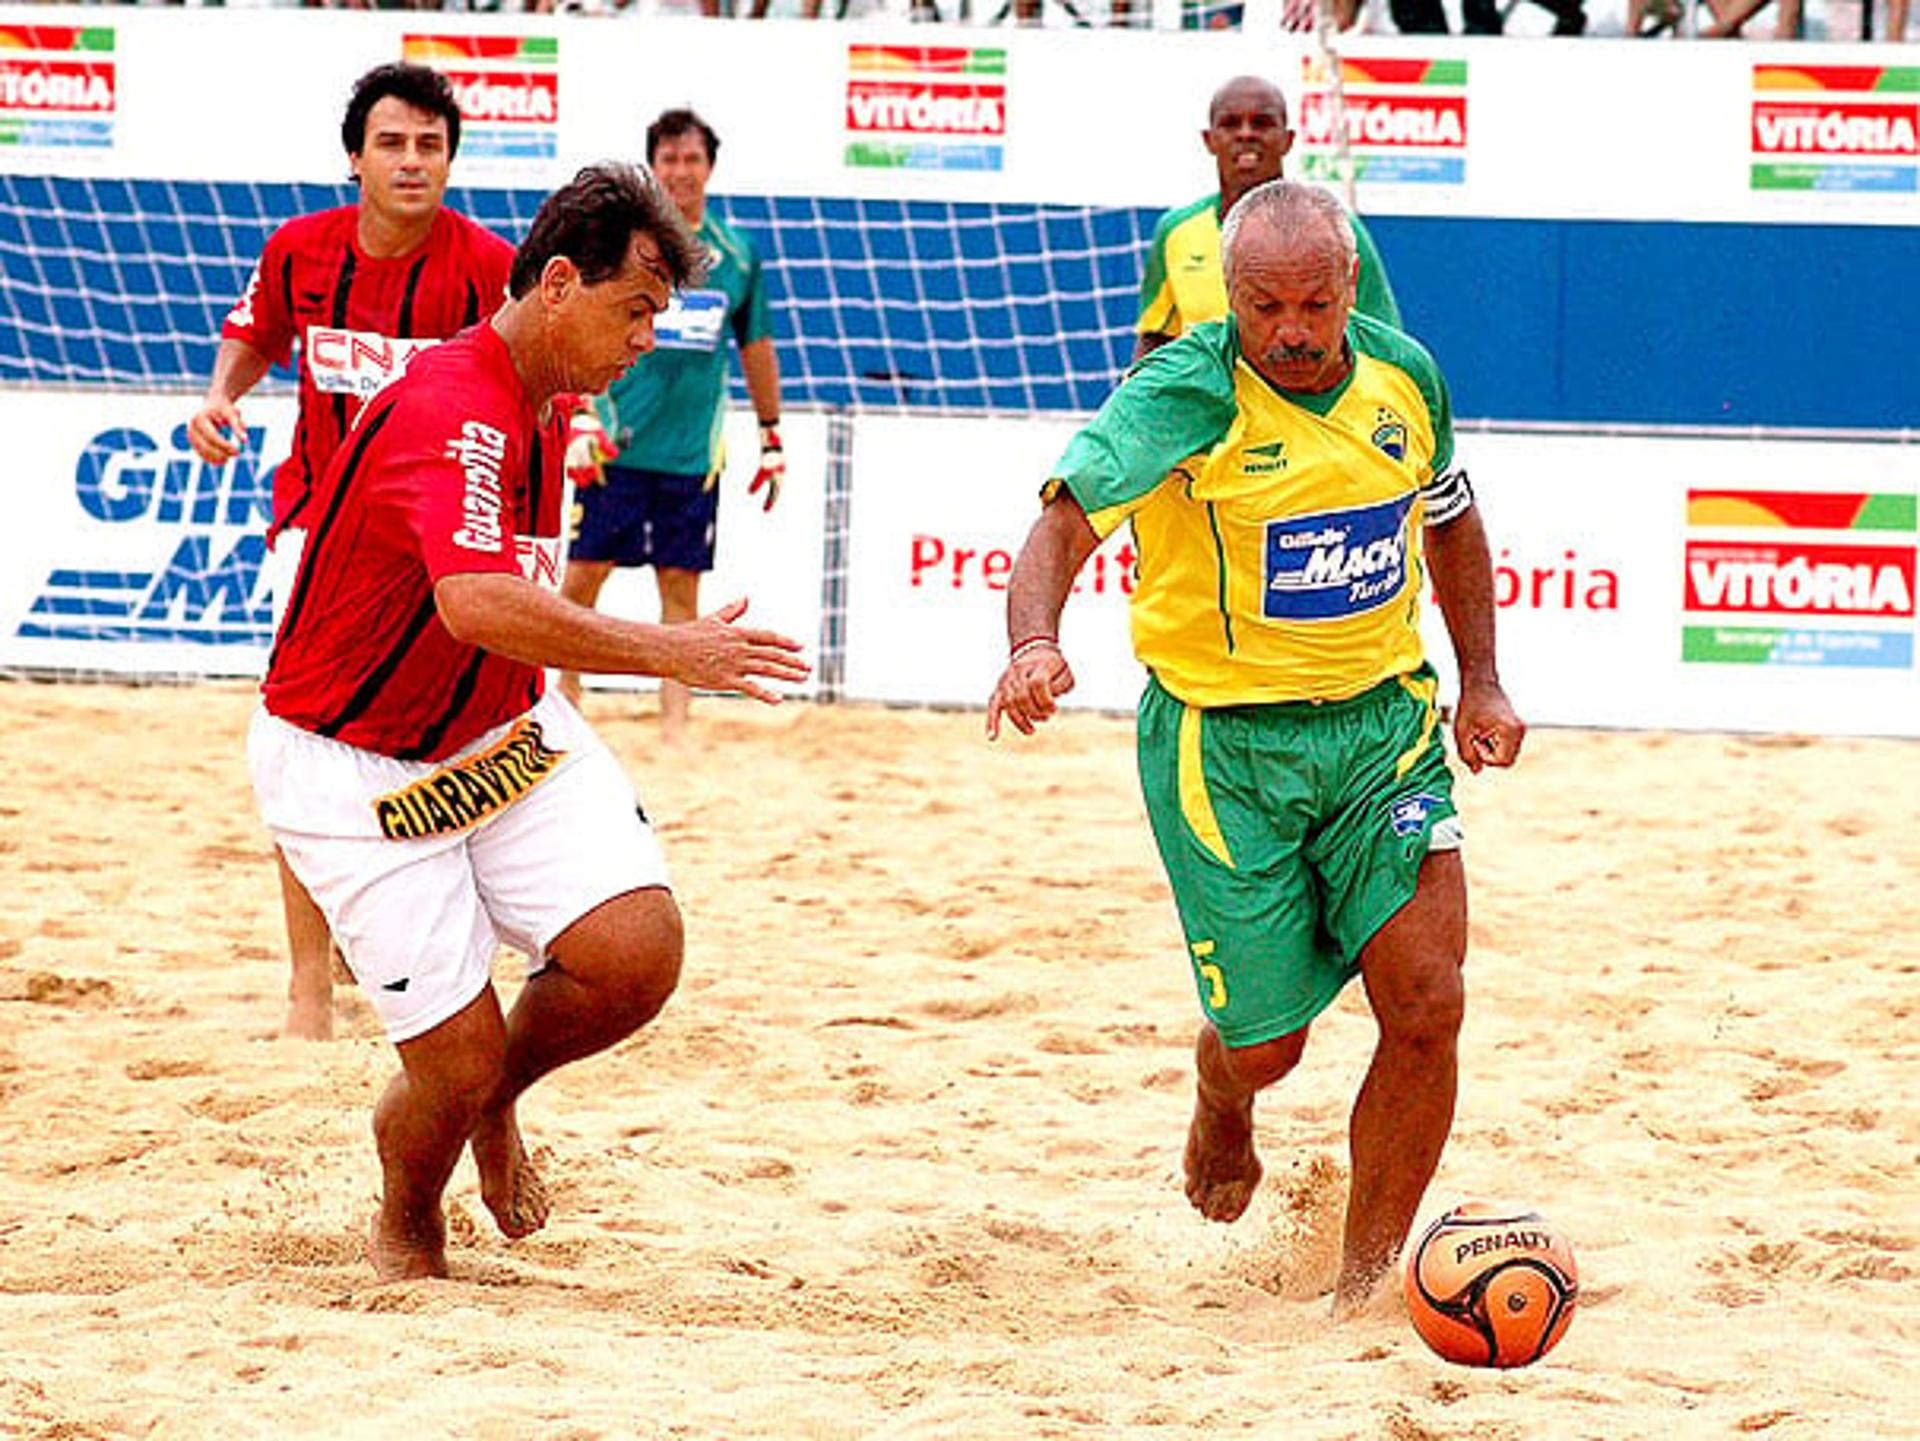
[250,161,810,1282]
[188,63,515,1041]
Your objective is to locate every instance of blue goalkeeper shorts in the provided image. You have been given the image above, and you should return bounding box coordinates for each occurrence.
[570,465,718,573]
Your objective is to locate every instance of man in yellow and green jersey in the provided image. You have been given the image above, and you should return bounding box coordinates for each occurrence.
[988,181,1524,1319]
[1134,74,1400,364]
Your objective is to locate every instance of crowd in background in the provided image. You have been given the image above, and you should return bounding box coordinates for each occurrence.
[64,0,1909,40]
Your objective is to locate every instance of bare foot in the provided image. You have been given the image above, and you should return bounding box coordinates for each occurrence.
[1183,1089,1263,1222]
[470,1107,551,1240]
[367,1207,448,1281]
[1331,1259,1395,1321]
[282,989,333,1041]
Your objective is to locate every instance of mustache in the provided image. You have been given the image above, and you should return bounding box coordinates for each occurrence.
[1262,342,1328,365]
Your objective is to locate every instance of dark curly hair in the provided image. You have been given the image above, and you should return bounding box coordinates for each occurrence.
[341,63,463,160]
[509,162,708,300]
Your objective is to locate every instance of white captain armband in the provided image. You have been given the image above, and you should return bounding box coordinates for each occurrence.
[1422,460,1475,527]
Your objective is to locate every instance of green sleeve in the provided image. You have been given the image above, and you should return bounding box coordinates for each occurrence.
[1350,213,1402,330]
[1049,322,1238,536]
[1135,210,1175,334]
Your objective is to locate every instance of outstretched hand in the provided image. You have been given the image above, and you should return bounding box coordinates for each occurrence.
[672,597,810,704]
[1452,678,1526,774]
[986,640,1076,740]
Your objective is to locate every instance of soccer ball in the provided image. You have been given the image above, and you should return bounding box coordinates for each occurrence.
[1402,1202,1579,1368]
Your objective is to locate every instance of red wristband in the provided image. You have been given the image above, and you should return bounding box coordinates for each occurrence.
[1008,635,1061,664]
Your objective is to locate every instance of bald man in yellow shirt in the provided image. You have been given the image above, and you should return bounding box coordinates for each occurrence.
[990,180,1523,1318]
[1135,75,1400,364]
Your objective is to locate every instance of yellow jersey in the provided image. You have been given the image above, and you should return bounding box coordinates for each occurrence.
[1136,192,1402,338]
[1048,313,1466,708]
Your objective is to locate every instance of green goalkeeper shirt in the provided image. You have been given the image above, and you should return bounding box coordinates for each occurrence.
[599,208,773,479]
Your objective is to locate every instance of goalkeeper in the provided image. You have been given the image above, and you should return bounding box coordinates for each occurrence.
[186,62,514,1042]
[561,107,786,740]
[1135,75,1400,363]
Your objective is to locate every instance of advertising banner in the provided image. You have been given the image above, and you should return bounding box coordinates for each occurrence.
[0,394,828,698]
[842,413,1145,712]
[0,21,115,152]
[0,390,292,677]
[836,417,1920,736]
[0,5,1912,223]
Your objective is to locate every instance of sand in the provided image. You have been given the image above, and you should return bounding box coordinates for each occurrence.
[0,678,1914,1440]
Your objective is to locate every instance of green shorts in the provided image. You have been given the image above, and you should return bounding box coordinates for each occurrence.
[1136,668,1460,1048]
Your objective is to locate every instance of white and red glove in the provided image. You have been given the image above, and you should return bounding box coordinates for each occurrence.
[565,410,616,489]
[748,420,784,512]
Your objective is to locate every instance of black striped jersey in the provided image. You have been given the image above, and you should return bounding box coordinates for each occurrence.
[222,205,513,535]
[263,322,566,762]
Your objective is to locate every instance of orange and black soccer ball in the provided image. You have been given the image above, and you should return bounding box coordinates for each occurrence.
[1403,1202,1579,1368]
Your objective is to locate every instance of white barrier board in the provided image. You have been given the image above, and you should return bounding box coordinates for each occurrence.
[0,7,1912,225]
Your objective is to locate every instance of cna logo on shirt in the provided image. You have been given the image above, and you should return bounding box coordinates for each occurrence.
[1681,488,1917,670]
[652,290,727,353]
[1264,493,1414,622]
[305,327,440,399]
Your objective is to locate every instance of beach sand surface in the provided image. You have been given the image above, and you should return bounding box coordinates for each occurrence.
[1,680,1914,1440]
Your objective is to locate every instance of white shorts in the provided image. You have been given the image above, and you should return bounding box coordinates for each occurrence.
[249,691,669,1043]
[262,527,305,635]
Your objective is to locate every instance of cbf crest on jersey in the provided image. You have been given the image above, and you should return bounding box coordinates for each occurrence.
[1371,406,1409,462]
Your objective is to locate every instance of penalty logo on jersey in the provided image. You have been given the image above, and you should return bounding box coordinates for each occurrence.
[1264,494,1415,621]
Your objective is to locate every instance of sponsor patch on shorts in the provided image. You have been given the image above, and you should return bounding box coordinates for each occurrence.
[1388,791,1445,837]
[372,717,567,840]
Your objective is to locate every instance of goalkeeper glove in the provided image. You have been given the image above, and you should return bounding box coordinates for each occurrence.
[749,420,784,512]
[565,411,616,489]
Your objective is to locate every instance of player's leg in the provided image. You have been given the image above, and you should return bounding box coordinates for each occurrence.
[466,697,681,1238]
[645,468,719,740]
[261,526,337,1040]
[372,983,509,1280]
[561,465,649,706]
[1342,848,1466,1313]
[654,566,701,738]
[1187,1022,1306,1222]
[277,848,336,1039]
[1310,669,1466,1314]
[1134,678,1353,1223]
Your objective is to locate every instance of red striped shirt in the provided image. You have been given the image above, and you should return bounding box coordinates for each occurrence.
[222,205,514,534]
[263,323,567,762]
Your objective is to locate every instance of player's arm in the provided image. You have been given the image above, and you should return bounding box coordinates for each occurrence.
[739,336,784,511]
[435,574,810,704]
[1424,502,1524,774]
[188,337,274,465]
[986,491,1102,741]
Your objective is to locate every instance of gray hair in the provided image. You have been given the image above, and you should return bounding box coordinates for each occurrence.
[1220,180,1356,290]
